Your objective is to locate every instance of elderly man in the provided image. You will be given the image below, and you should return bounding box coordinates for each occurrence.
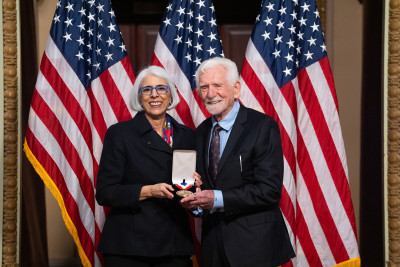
[181,57,295,267]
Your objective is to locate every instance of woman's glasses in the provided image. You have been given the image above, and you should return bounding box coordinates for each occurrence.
[139,85,169,95]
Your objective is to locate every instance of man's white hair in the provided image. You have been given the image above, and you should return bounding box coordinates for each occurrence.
[195,57,240,92]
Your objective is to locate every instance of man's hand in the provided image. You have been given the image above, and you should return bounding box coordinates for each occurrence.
[181,189,215,210]
[180,188,201,209]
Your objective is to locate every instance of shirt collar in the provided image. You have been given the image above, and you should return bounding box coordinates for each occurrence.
[212,101,240,131]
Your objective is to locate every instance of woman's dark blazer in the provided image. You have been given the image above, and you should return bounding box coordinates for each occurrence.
[96,111,195,257]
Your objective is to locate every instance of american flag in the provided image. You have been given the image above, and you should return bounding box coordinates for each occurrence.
[152,0,223,130]
[151,0,223,264]
[239,0,360,266]
[23,0,135,266]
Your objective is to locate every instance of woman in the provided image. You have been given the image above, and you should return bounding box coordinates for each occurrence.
[96,66,200,266]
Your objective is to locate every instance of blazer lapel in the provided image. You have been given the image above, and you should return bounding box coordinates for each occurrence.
[217,105,247,176]
[170,115,188,150]
[201,119,214,188]
[134,112,173,154]
[146,133,173,154]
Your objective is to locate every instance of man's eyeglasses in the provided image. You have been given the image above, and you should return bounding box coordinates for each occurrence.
[139,85,169,95]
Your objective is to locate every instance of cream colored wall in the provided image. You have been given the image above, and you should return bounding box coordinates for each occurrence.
[37,0,78,264]
[331,0,362,237]
[36,0,363,263]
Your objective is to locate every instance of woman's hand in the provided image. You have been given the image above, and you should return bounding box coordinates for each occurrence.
[194,171,202,188]
[139,183,174,200]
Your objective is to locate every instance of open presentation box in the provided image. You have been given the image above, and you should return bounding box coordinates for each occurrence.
[172,150,196,197]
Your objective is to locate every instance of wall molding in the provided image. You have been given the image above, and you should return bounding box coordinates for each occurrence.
[2,0,20,265]
[387,0,400,265]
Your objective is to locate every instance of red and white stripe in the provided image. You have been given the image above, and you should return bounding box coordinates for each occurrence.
[152,33,211,129]
[240,39,359,266]
[25,37,135,267]
[151,33,209,264]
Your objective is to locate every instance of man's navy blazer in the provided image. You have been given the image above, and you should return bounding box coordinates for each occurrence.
[195,104,295,267]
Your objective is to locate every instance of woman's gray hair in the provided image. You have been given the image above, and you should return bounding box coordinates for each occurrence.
[130,66,180,111]
[195,57,240,92]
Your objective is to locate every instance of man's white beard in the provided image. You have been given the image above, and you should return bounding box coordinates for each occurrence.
[204,97,225,115]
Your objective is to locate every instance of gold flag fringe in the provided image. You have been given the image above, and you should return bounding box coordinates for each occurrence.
[23,139,92,267]
[333,256,361,267]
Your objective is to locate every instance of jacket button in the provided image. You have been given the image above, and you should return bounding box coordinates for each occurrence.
[148,141,151,144]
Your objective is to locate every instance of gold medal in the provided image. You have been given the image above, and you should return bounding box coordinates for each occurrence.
[176,190,193,198]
